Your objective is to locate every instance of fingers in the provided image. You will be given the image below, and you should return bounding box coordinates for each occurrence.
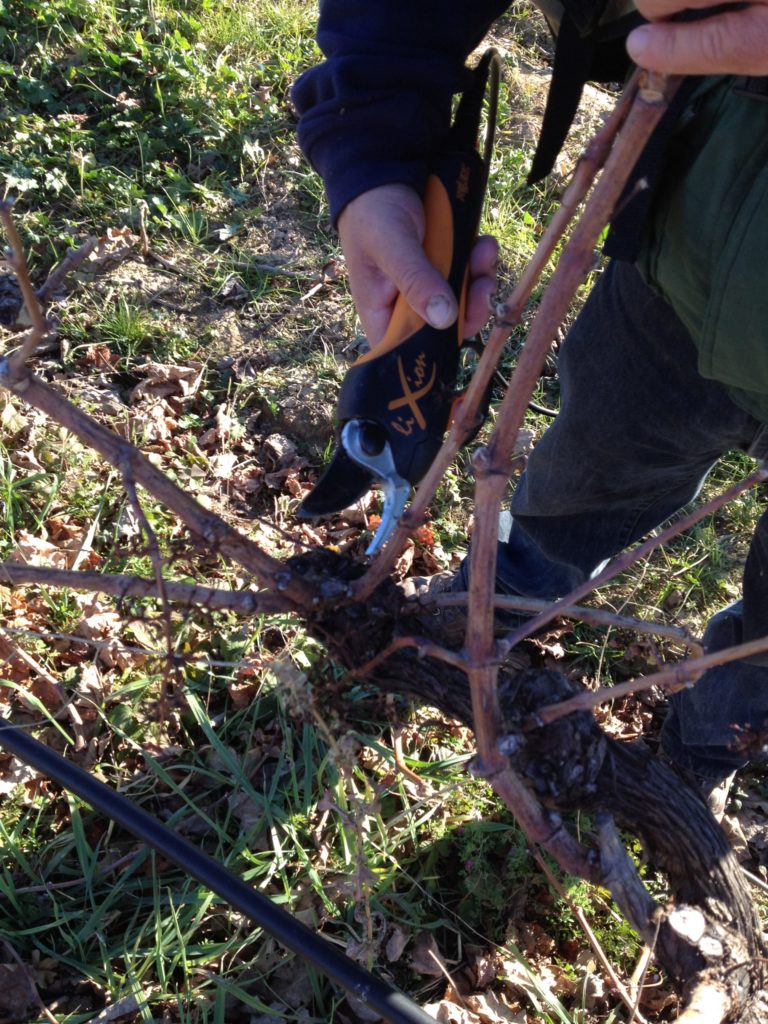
[338,185,499,346]
[374,220,459,333]
[627,2,768,75]
[338,184,458,345]
[464,234,498,338]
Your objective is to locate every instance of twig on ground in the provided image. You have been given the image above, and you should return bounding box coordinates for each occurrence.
[37,236,98,302]
[137,200,150,256]
[144,246,201,280]
[741,868,768,896]
[628,944,656,1024]
[427,949,468,1007]
[14,847,143,894]
[533,849,648,1024]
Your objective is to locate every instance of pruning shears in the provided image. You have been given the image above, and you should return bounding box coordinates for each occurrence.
[299,50,500,555]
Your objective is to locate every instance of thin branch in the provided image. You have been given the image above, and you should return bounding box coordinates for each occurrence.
[0,201,313,609]
[14,847,142,894]
[500,465,768,655]
[485,71,682,485]
[464,449,509,776]
[0,563,291,615]
[628,936,658,1024]
[346,635,468,681]
[533,849,649,1024]
[0,199,53,368]
[741,868,768,897]
[531,632,768,729]
[0,365,314,608]
[428,591,703,655]
[459,73,684,901]
[121,470,180,710]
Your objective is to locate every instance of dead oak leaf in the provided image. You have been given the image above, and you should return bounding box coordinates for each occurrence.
[209,451,238,480]
[130,361,202,403]
[0,399,28,436]
[75,226,138,279]
[385,926,409,964]
[410,931,446,977]
[76,343,119,371]
[10,530,69,569]
[0,634,33,687]
[73,596,140,670]
[0,757,42,801]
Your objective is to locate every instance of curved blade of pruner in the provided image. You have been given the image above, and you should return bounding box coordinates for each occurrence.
[297,420,409,555]
[341,420,410,555]
[297,443,374,518]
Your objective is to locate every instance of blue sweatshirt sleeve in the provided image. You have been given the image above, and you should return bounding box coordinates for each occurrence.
[292,0,509,223]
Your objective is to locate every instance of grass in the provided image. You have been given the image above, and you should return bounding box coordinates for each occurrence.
[0,1,765,1023]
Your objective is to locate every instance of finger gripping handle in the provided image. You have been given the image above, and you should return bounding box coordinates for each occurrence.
[338,145,486,484]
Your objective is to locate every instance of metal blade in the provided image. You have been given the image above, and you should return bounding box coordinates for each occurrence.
[298,445,373,518]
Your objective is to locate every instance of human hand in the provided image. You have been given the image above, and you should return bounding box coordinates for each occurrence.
[337,183,498,347]
[627,0,768,75]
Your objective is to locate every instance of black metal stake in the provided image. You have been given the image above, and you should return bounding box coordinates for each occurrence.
[0,718,436,1024]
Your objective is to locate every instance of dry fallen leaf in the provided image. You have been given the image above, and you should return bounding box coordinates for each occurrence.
[410,931,445,977]
[385,926,410,964]
[0,399,28,435]
[423,998,474,1024]
[74,226,138,279]
[0,756,41,799]
[263,433,298,467]
[209,451,238,480]
[76,343,119,371]
[466,991,528,1023]
[10,530,69,569]
[130,360,202,403]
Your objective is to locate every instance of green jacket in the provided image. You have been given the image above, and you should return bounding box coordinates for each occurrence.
[536,0,768,420]
[636,77,768,422]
